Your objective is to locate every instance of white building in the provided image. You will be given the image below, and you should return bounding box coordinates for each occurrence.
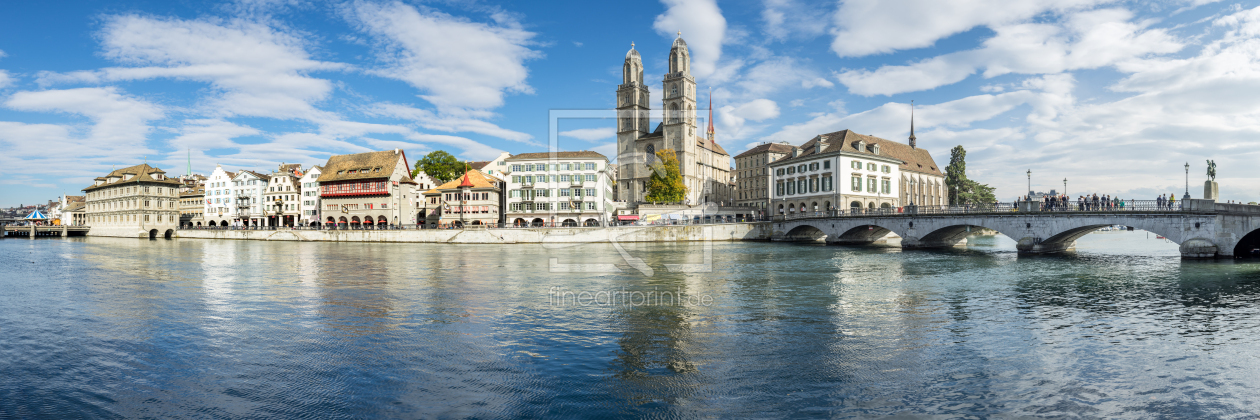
[263,164,302,227]
[299,165,323,226]
[471,151,512,179]
[769,129,945,216]
[203,165,237,226]
[504,151,614,227]
[232,170,267,226]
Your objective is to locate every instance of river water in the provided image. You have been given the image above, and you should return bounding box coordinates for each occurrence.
[2,231,1260,418]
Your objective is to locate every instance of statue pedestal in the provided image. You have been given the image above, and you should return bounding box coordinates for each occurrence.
[1204,181,1219,200]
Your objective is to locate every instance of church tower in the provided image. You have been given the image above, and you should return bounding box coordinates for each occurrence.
[663,32,698,199]
[616,43,651,202]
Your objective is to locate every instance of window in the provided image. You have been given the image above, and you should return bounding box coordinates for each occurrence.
[823,161,831,169]
[586,175,596,182]
[586,188,596,197]
[787,166,795,175]
[559,175,569,182]
[852,177,862,192]
[882,179,892,194]
[512,175,521,183]
[868,163,877,171]
[559,202,570,210]
[868,178,877,192]
[512,164,522,172]
[810,179,818,193]
[585,163,596,171]
[559,189,570,197]
[776,168,784,176]
[798,164,807,173]
[797,179,806,194]
[777,182,784,196]
[822,177,833,192]
[852,161,861,169]
[586,202,596,210]
[786,181,795,195]
[882,165,891,173]
[572,188,583,197]
[809,163,819,171]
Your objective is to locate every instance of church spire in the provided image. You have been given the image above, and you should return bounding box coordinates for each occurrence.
[707,88,714,140]
[908,100,917,149]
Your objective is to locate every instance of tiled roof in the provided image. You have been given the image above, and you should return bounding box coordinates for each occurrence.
[734,142,796,159]
[776,130,943,176]
[505,151,608,161]
[469,161,491,170]
[697,135,728,156]
[83,164,181,192]
[316,150,413,184]
[433,169,501,190]
[235,170,268,179]
[64,202,86,212]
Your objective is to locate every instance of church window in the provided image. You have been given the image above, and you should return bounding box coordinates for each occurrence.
[671,84,678,97]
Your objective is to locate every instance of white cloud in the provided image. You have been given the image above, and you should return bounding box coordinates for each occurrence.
[0,70,12,89]
[837,8,1182,95]
[830,0,1108,57]
[6,87,163,144]
[718,99,781,140]
[559,127,616,141]
[168,119,261,150]
[367,102,536,145]
[762,0,829,41]
[653,0,727,79]
[39,15,345,120]
[346,1,539,112]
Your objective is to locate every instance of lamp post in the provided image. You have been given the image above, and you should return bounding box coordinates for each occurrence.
[1184,162,1190,200]
[1063,178,1067,196]
[1026,169,1031,198]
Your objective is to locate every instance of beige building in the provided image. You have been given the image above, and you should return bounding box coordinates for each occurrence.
[179,184,205,227]
[263,164,302,227]
[422,169,504,228]
[615,36,731,206]
[734,142,797,217]
[317,149,417,228]
[83,164,182,238]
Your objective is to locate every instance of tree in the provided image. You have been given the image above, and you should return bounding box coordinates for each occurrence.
[413,150,463,183]
[944,145,996,206]
[945,145,967,205]
[645,148,687,203]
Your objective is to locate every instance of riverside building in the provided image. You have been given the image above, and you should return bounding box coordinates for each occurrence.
[299,166,322,226]
[734,142,797,217]
[316,149,417,229]
[83,164,181,238]
[504,151,614,227]
[769,129,944,216]
[423,169,504,228]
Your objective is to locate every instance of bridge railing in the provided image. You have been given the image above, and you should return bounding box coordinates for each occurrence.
[776,200,1187,220]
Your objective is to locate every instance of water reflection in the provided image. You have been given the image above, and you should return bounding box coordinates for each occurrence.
[2,234,1259,418]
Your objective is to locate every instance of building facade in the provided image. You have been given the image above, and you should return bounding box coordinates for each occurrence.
[299,166,323,226]
[769,130,944,216]
[231,170,268,227]
[263,164,302,227]
[316,149,417,228]
[470,151,512,179]
[179,184,205,227]
[615,36,731,206]
[203,165,237,226]
[423,169,504,228]
[504,151,614,227]
[83,164,181,238]
[734,142,797,216]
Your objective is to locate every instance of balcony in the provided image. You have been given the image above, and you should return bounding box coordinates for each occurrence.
[570,179,584,186]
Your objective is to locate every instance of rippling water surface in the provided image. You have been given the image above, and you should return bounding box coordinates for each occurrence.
[3,232,1260,418]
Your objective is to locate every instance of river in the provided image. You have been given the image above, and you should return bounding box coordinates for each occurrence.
[2,231,1259,418]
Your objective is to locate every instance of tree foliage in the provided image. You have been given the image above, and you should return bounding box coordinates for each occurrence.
[645,148,687,203]
[944,145,996,205]
[413,150,463,183]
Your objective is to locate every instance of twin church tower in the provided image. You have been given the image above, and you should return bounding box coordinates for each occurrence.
[616,33,731,205]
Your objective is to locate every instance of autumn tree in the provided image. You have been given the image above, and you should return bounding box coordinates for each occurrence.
[645,148,687,203]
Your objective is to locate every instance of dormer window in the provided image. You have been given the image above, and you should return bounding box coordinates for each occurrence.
[872,144,880,155]
[856,140,866,152]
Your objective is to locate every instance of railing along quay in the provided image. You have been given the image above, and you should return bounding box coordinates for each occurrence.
[777,200,1193,221]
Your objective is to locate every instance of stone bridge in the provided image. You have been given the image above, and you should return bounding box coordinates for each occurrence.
[771,200,1260,258]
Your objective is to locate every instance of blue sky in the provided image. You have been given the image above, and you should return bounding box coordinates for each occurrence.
[1,0,1258,207]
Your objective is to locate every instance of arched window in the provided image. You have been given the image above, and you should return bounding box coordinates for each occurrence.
[669,103,680,123]
[645,144,656,164]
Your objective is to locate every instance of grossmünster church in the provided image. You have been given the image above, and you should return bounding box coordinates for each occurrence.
[616,33,731,205]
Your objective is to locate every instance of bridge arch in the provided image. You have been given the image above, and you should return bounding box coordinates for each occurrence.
[1232,228,1260,258]
[780,224,827,242]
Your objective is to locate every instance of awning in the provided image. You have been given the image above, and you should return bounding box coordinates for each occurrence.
[25,210,48,220]
[616,215,639,221]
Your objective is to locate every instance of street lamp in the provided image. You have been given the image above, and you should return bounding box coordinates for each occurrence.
[1063,178,1067,196]
[1026,169,1031,198]
[1184,162,1190,200]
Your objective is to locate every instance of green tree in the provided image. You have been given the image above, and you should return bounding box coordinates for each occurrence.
[413,150,463,182]
[944,145,996,206]
[945,145,967,205]
[645,148,687,203]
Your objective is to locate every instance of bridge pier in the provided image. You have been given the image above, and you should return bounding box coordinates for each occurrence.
[901,236,969,250]
[1178,238,1219,259]
[1015,237,1075,255]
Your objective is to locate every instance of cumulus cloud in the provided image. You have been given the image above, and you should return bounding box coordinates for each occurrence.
[368,102,536,145]
[346,1,539,112]
[559,127,616,141]
[830,0,1108,57]
[653,0,727,79]
[718,99,781,140]
[762,0,829,41]
[0,70,12,89]
[39,15,345,120]
[837,8,1182,95]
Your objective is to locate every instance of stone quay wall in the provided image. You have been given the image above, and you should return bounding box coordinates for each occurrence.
[174,224,772,244]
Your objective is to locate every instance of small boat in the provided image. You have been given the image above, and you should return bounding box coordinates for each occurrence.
[1156,235,1166,239]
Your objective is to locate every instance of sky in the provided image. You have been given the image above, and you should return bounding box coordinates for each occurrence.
[1,0,1259,207]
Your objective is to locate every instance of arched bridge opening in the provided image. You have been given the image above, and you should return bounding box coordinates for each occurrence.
[1233,228,1260,258]
[780,225,828,243]
[832,224,896,245]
